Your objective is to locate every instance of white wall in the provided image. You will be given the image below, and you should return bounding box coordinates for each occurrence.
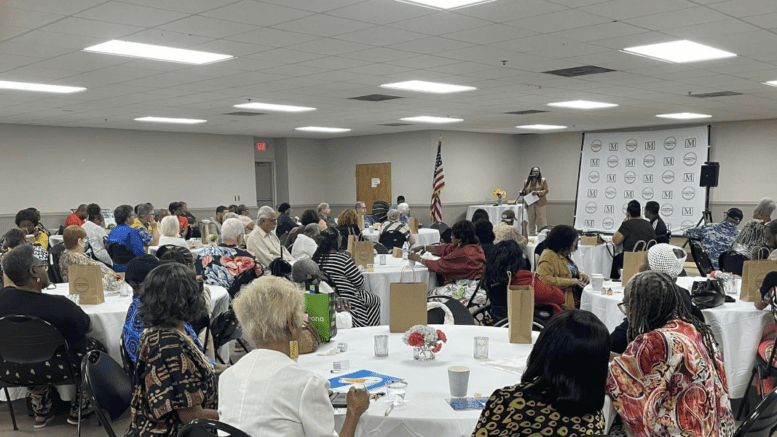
[0,123,256,214]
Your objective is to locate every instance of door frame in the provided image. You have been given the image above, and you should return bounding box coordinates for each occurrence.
[255,159,276,208]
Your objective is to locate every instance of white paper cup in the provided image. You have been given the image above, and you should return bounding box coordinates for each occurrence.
[448,366,470,397]
[591,274,604,291]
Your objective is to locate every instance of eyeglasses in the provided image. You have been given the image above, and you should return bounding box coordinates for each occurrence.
[31,263,48,271]
[617,302,628,315]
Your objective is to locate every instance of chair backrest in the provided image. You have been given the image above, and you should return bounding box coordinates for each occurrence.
[719,249,747,276]
[48,243,65,284]
[108,242,137,268]
[0,315,76,386]
[178,419,251,437]
[210,310,243,350]
[371,201,390,224]
[373,242,389,254]
[279,232,289,248]
[227,268,259,299]
[431,222,452,244]
[533,240,549,271]
[688,239,714,277]
[734,386,777,437]
[81,351,133,437]
[119,336,135,380]
[426,297,476,325]
[379,230,406,250]
[154,244,181,260]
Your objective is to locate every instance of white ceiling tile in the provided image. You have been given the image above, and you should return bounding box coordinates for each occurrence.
[490,34,578,53]
[39,17,144,39]
[529,43,612,59]
[443,24,535,45]
[188,40,273,57]
[709,0,777,17]
[506,10,612,33]
[581,0,695,20]
[325,0,435,25]
[227,28,318,48]
[340,63,413,75]
[0,41,74,59]
[454,0,566,22]
[212,57,284,72]
[118,0,238,14]
[258,64,331,77]
[426,61,495,75]
[0,6,65,29]
[551,22,646,43]
[740,12,777,28]
[75,3,188,27]
[590,32,674,50]
[256,0,366,13]
[119,30,213,49]
[659,19,759,39]
[247,48,326,64]
[389,11,493,35]
[387,36,475,55]
[0,26,34,43]
[30,51,131,72]
[158,17,259,39]
[278,14,375,37]
[335,26,427,46]
[202,1,314,26]
[295,56,372,70]
[341,47,417,62]
[64,66,163,87]
[285,38,372,56]
[8,30,104,50]
[3,0,104,15]
[624,6,730,30]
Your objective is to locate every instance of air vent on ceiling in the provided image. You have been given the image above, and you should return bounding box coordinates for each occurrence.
[350,94,403,102]
[543,66,616,77]
[688,91,743,98]
[224,111,265,116]
[505,110,548,115]
[380,123,412,126]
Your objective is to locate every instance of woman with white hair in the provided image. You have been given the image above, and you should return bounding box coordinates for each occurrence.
[247,206,293,268]
[397,202,411,225]
[291,223,320,261]
[380,209,415,245]
[195,218,264,289]
[157,215,188,248]
[218,276,370,437]
[732,197,776,259]
[610,243,704,353]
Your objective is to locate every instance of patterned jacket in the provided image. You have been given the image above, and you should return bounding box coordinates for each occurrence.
[685,221,739,268]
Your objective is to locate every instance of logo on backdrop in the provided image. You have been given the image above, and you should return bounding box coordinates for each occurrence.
[584,220,595,228]
[607,155,619,168]
[645,141,655,150]
[684,152,697,166]
[590,158,600,167]
[603,218,615,230]
[607,174,616,183]
[624,190,634,199]
[585,202,597,214]
[643,155,656,167]
[642,188,654,200]
[663,157,674,166]
[609,143,618,151]
[604,205,614,214]
[684,173,695,182]
[588,171,600,183]
[682,187,696,200]
[591,140,602,152]
[682,207,694,216]
[662,190,673,199]
[664,137,676,150]
[662,204,674,216]
[624,171,636,184]
[605,187,617,199]
[588,189,597,198]
[643,174,653,183]
[682,220,695,229]
[626,139,638,152]
[662,171,675,184]
[685,138,696,148]
[625,158,636,167]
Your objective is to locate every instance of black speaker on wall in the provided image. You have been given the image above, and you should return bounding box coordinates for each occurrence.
[699,162,719,188]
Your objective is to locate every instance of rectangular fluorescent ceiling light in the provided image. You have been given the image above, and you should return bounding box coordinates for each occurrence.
[400,116,463,124]
[381,80,476,94]
[764,81,777,87]
[295,126,351,133]
[622,40,736,63]
[135,116,207,124]
[396,0,496,9]
[234,102,316,112]
[0,80,85,94]
[84,40,233,65]
[655,112,711,120]
[547,100,617,109]
[516,124,568,130]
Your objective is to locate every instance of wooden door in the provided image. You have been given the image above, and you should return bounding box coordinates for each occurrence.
[255,162,274,208]
[356,163,391,213]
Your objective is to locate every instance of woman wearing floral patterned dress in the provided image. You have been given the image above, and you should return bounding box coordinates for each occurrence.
[607,271,734,437]
[195,218,263,289]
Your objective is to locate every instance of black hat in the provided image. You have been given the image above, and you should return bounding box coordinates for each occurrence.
[725,208,743,223]
[125,255,161,289]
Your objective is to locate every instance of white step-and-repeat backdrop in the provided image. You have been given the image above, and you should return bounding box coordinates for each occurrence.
[574,126,709,234]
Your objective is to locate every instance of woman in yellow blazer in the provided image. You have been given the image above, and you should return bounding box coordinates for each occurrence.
[519,167,549,236]
[537,225,589,309]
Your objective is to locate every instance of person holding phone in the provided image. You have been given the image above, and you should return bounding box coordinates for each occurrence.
[15,209,49,249]
[519,167,549,236]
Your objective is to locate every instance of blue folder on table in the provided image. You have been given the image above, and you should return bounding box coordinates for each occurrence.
[328,370,401,391]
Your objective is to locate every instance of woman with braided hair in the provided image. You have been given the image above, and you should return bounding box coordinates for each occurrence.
[607,271,734,437]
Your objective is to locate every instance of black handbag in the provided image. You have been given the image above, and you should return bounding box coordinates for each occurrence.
[269,244,292,278]
[691,279,734,309]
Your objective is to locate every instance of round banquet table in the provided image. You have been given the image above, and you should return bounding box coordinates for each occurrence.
[297,325,539,437]
[527,237,617,279]
[580,276,771,399]
[361,228,440,248]
[466,204,523,227]
[361,256,437,325]
[1,282,230,402]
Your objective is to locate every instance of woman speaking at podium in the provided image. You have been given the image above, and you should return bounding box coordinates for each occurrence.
[519,167,549,236]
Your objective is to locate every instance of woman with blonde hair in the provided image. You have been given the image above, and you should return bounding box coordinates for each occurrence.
[158,215,188,248]
[59,225,118,290]
[219,276,369,436]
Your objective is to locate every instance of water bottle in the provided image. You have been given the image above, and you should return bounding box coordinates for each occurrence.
[402,242,409,260]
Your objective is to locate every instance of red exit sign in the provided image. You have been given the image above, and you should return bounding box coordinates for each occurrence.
[256,142,266,151]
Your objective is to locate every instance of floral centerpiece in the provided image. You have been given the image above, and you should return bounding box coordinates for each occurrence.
[209,234,218,245]
[492,188,507,204]
[403,325,447,361]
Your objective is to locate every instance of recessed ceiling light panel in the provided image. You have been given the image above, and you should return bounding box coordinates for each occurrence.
[396,0,497,10]
[295,126,351,133]
[381,80,476,94]
[84,40,233,65]
[135,116,207,124]
[400,116,463,124]
[516,124,568,130]
[763,81,777,88]
[547,100,618,109]
[234,102,316,112]
[622,40,736,63]
[0,80,85,94]
[655,112,711,120]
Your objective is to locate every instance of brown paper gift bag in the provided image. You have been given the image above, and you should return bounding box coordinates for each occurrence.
[357,214,365,230]
[741,252,777,302]
[390,267,427,333]
[69,264,105,305]
[392,247,403,258]
[408,217,419,234]
[508,273,534,344]
[346,235,374,269]
[621,240,653,286]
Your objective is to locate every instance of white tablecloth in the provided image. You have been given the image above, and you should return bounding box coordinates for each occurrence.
[297,325,539,437]
[580,276,771,399]
[361,228,440,248]
[466,205,524,227]
[361,256,437,325]
[527,238,617,279]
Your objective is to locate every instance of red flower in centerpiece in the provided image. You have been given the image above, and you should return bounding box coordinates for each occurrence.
[437,330,447,343]
[431,344,442,353]
[407,332,425,347]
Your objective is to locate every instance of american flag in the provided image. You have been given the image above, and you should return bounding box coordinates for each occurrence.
[430,140,445,223]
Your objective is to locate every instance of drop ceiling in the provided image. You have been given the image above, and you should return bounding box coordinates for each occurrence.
[1,0,776,138]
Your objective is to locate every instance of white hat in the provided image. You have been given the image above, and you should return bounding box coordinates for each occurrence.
[647,243,686,278]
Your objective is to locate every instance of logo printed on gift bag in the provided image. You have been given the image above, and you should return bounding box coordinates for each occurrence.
[74,278,90,294]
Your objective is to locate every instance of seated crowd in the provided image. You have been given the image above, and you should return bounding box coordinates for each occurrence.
[0,196,750,436]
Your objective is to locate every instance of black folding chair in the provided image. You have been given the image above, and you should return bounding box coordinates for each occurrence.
[227,269,259,299]
[119,336,135,381]
[431,222,451,244]
[379,230,406,250]
[108,243,137,271]
[81,351,133,437]
[687,238,714,277]
[0,315,81,433]
[206,310,247,365]
[373,242,389,254]
[178,419,250,437]
[371,201,390,224]
[426,296,476,325]
[719,249,749,276]
[533,240,549,272]
[734,385,777,437]
[48,243,65,284]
